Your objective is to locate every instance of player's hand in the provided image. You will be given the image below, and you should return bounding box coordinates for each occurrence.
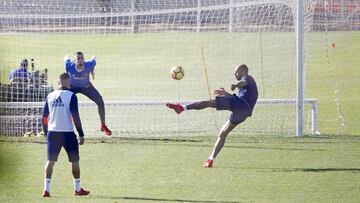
[79,137,84,145]
[230,84,237,91]
[91,56,96,61]
[214,88,226,96]
[64,55,70,61]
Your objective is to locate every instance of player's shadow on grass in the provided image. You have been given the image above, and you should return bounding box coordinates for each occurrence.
[231,167,360,173]
[225,145,327,151]
[280,168,360,173]
[93,195,242,203]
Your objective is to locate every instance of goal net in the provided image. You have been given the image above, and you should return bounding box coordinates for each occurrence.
[0,0,329,137]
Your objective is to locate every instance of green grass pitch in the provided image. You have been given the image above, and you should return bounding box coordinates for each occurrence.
[0,135,359,202]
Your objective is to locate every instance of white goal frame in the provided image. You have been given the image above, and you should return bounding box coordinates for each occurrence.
[296,0,305,136]
[0,0,312,136]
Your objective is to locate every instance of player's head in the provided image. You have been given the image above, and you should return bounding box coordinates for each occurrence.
[74,51,84,66]
[20,59,28,69]
[58,72,71,89]
[234,64,248,80]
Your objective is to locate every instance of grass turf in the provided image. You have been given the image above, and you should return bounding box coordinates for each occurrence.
[0,134,359,202]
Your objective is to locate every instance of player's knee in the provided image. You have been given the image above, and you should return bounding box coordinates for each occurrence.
[218,131,228,140]
[47,159,57,167]
[71,163,80,171]
[230,114,248,125]
[95,97,104,106]
[209,100,217,108]
[45,161,55,170]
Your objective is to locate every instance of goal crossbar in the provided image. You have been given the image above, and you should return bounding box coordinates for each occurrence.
[0,0,292,19]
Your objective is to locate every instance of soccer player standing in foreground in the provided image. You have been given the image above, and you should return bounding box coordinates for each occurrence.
[64,52,112,136]
[167,64,258,167]
[42,73,90,197]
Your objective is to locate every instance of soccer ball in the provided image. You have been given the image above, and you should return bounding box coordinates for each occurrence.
[23,132,35,138]
[36,132,46,138]
[170,65,185,80]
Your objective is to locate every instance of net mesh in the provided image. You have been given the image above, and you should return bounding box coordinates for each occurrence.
[0,0,358,136]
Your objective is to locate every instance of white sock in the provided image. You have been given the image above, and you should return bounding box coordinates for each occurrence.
[74,179,81,192]
[44,178,51,192]
[182,105,187,111]
[208,155,214,161]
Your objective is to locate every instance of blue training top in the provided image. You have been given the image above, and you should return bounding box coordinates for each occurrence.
[65,59,96,87]
[9,67,29,80]
[237,75,258,110]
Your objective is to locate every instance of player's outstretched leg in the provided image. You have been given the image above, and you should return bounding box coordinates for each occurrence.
[166,100,216,114]
[204,120,237,168]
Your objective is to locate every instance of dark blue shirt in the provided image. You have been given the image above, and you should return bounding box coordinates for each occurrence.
[9,67,29,80]
[237,75,258,110]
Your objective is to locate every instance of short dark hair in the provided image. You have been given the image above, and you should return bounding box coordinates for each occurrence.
[238,64,248,72]
[20,59,28,67]
[59,72,70,80]
[75,51,83,56]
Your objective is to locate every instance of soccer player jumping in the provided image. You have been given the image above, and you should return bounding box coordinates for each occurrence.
[167,64,258,167]
[42,73,90,197]
[64,52,112,136]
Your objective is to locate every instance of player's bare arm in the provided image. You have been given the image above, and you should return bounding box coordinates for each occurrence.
[231,80,247,91]
[70,94,85,143]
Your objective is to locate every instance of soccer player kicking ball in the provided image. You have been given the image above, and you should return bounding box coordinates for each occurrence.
[64,51,112,136]
[42,73,90,197]
[167,64,258,168]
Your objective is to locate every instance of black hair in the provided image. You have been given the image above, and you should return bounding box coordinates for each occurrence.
[20,59,28,67]
[75,51,84,56]
[238,64,248,72]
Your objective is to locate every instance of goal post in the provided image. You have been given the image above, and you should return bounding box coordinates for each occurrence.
[0,0,331,137]
[296,0,304,136]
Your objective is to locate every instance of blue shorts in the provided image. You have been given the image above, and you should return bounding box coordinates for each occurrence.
[47,131,79,162]
[216,95,252,124]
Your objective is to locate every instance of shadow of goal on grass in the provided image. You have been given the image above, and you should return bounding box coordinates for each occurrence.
[228,167,360,173]
[224,145,327,151]
[281,168,360,173]
[93,195,242,203]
